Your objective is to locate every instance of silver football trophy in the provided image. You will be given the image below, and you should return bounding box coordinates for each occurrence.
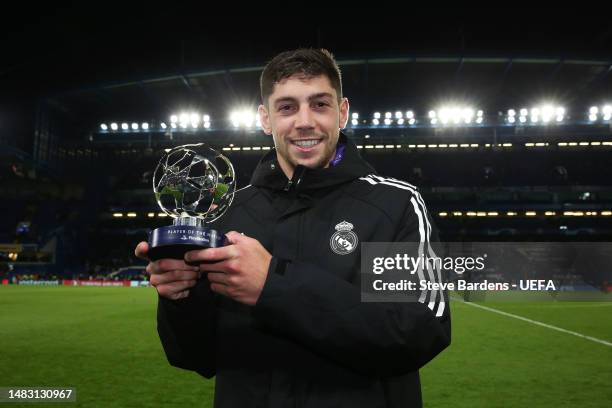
[147,143,236,260]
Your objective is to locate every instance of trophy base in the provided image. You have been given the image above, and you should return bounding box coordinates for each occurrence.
[147,225,227,261]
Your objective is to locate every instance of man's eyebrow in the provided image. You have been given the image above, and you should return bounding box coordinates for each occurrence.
[272,93,335,106]
[273,97,297,106]
[308,92,334,101]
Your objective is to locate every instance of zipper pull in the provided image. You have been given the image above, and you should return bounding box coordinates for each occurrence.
[284,165,306,192]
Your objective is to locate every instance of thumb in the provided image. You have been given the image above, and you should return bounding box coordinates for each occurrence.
[135,241,150,261]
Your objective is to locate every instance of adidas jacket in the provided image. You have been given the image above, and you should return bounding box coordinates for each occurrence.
[156,133,451,407]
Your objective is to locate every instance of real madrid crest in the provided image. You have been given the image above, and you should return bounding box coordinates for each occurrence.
[330,221,358,255]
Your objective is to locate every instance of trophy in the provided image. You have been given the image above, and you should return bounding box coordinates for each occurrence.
[147,143,236,261]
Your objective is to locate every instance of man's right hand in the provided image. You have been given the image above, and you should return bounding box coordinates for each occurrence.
[135,241,201,300]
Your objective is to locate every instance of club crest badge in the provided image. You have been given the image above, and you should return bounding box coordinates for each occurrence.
[330,221,358,255]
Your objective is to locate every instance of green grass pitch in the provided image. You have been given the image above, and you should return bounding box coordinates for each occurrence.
[1,286,611,407]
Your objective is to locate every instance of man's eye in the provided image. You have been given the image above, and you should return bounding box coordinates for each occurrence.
[279,105,293,112]
[315,102,329,108]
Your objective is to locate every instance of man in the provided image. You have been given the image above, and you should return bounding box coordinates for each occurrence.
[135,48,450,407]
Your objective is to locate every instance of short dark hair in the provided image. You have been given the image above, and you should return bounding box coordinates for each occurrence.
[260,48,343,105]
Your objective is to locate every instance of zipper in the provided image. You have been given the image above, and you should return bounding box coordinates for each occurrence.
[297,210,303,259]
[284,165,307,192]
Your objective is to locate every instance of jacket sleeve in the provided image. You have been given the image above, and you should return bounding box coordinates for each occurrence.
[157,278,218,378]
[252,194,451,378]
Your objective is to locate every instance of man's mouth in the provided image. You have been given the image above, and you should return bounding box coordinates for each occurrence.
[291,138,323,149]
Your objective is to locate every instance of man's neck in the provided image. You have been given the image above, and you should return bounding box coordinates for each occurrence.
[277,155,296,180]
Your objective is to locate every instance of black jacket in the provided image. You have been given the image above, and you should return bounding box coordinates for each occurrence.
[157,133,451,407]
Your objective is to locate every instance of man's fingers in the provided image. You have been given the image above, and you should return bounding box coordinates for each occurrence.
[169,290,190,300]
[198,260,232,274]
[156,280,197,299]
[150,270,200,286]
[148,259,199,275]
[135,241,149,261]
[210,282,228,297]
[185,246,236,264]
[183,232,247,263]
[206,272,228,285]
[225,231,247,245]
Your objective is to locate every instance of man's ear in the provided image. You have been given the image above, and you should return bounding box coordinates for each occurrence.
[258,104,272,135]
[339,97,349,129]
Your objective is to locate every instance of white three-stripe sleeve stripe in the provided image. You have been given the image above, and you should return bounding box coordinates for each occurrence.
[370,175,446,317]
[373,180,439,311]
[361,176,438,309]
[360,177,377,185]
[409,196,430,304]
[359,175,446,316]
[368,175,446,317]
[378,176,446,317]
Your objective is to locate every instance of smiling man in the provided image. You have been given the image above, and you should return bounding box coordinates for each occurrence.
[135,48,451,408]
[258,65,349,176]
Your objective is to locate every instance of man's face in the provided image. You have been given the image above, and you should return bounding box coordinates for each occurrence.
[258,74,349,177]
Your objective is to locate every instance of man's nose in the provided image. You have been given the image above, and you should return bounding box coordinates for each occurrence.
[295,106,315,130]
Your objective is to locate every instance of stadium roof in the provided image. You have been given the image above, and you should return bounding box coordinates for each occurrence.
[2,10,612,144]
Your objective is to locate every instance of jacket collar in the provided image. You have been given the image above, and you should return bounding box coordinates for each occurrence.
[250,132,375,192]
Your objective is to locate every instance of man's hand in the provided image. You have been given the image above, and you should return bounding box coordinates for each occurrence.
[134,242,201,300]
[184,231,272,306]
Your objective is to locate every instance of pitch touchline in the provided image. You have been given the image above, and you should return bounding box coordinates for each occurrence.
[453,298,612,347]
